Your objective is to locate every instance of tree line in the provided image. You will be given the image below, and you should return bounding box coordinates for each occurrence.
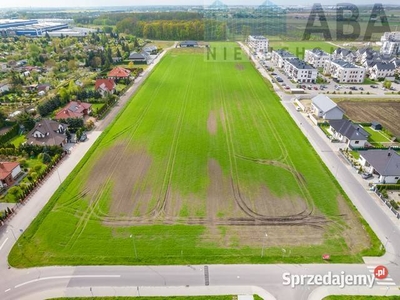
[116,19,227,41]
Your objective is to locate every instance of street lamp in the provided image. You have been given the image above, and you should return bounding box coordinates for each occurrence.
[129,234,138,260]
[261,233,268,257]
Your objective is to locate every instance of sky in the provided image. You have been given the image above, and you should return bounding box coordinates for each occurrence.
[2,0,399,8]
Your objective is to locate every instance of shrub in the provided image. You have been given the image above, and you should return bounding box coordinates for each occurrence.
[390,200,399,210]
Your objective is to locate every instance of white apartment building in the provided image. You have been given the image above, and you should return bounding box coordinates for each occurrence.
[271,49,296,68]
[368,62,396,80]
[323,59,366,83]
[248,35,269,53]
[284,58,318,83]
[380,32,400,56]
[304,48,330,68]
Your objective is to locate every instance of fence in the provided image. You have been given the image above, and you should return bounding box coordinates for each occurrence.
[373,187,400,219]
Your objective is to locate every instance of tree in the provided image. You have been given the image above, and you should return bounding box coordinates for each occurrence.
[128,61,134,69]
[65,129,72,143]
[59,87,70,102]
[16,113,35,131]
[67,59,77,71]
[76,128,83,141]
[383,80,392,89]
[68,80,79,95]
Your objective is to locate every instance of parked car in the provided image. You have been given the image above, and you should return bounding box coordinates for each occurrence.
[370,85,378,88]
[361,173,373,179]
[313,86,318,90]
[271,72,277,75]
[359,87,364,91]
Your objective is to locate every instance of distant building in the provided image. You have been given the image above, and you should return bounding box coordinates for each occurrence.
[359,149,400,184]
[247,35,269,53]
[283,58,317,83]
[331,48,356,63]
[328,119,369,148]
[323,59,366,83]
[0,83,9,94]
[179,41,198,48]
[304,48,330,68]
[26,119,68,147]
[108,67,130,80]
[55,101,92,120]
[95,79,116,96]
[311,95,344,120]
[380,32,400,56]
[128,51,150,64]
[368,62,396,80]
[0,162,22,188]
[142,45,158,55]
[271,49,296,68]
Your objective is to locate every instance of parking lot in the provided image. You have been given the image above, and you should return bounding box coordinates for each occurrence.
[260,59,400,96]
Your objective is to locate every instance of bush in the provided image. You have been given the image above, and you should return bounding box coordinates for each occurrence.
[390,200,399,210]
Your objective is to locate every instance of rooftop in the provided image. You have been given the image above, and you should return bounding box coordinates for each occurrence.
[360,149,400,176]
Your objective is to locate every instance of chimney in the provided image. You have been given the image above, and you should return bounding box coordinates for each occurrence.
[77,100,82,105]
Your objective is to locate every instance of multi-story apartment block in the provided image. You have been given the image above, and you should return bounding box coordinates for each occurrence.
[247,35,269,53]
[324,59,366,83]
[304,48,330,68]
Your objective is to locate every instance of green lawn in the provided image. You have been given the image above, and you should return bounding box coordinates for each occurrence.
[9,135,26,147]
[91,103,106,111]
[9,43,381,267]
[363,126,392,144]
[269,41,335,59]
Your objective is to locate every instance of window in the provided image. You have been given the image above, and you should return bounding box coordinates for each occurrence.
[355,141,359,144]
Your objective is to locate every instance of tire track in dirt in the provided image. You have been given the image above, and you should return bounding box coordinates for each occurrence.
[65,57,174,246]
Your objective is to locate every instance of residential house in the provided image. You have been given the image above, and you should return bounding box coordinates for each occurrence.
[0,162,22,188]
[37,83,51,93]
[0,83,9,94]
[283,58,317,83]
[359,149,400,183]
[331,48,356,63]
[179,41,198,48]
[128,51,150,64]
[328,119,370,148]
[26,119,68,147]
[95,79,116,96]
[323,59,366,83]
[311,95,344,120]
[247,35,269,53]
[142,45,158,55]
[380,32,400,56]
[368,62,396,80]
[54,101,92,120]
[112,57,122,63]
[371,121,382,131]
[108,67,130,80]
[304,48,330,68]
[271,49,296,68]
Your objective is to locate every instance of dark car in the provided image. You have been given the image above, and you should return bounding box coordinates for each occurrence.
[370,85,377,88]
[361,173,373,179]
[271,72,277,75]
[79,132,88,142]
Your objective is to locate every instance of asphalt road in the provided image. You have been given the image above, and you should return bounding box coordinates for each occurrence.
[1,43,400,300]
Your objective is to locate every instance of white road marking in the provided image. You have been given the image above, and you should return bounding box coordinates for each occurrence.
[15,275,121,288]
[5,289,11,292]
[0,238,9,251]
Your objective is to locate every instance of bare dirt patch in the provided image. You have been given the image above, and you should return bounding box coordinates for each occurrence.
[85,142,152,216]
[207,111,217,135]
[201,224,324,248]
[235,63,245,71]
[207,159,244,221]
[336,195,371,254]
[338,101,400,137]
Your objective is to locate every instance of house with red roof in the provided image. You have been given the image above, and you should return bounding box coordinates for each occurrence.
[0,162,22,188]
[95,78,116,96]
[54,101,92,120]
[108,67,130,80]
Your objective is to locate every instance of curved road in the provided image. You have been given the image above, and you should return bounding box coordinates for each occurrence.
[1,43,400,300]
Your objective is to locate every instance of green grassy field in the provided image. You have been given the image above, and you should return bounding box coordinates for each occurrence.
[9,43,381,267]
[269,41,335,59]
[9,135,26,147]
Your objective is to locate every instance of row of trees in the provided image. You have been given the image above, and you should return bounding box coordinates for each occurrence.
[116,19,227,41]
